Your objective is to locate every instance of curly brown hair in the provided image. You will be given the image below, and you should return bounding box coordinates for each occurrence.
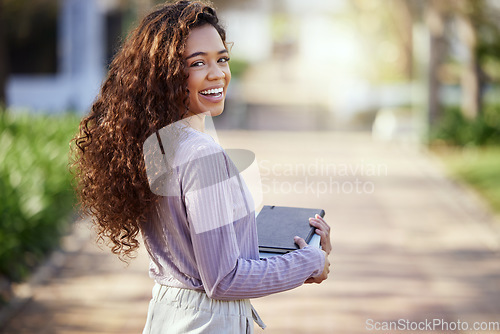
[70,0,227,260]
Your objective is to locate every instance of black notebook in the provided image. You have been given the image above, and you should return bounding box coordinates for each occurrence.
[256,205,325,255]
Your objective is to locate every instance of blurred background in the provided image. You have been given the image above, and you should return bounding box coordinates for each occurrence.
[2,0,500,134]
[1,0,500,333]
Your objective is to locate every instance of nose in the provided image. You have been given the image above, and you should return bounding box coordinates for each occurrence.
[207,62,225,81]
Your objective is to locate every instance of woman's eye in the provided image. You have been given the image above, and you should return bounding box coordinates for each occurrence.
[218,57,230,63]
[190,61,204,67]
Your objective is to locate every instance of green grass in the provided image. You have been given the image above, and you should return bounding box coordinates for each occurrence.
[432,146,500,213]
[0,111,80,282]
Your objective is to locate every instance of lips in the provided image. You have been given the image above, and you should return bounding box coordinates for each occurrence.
[198,86,224,103]
[199,87,223,95]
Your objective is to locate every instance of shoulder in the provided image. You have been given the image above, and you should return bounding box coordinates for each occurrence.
[178,127,225,164]
[177,129,236,193]
[155,124,223,168]
[173,127,234,178]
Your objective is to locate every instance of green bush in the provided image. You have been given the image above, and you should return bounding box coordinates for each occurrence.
[435,147,500,213]
[431,105,500,146]
[0,111,79,282]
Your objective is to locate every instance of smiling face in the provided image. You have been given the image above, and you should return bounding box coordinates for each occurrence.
[184,24,231,117]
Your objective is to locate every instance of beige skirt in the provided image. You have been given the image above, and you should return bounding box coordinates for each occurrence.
[142,283,266,334]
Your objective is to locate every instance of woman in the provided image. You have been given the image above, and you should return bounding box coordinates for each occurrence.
[71,1,331,333]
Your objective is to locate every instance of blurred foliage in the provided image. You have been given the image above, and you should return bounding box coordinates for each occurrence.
[430,105,500,146]
[434,146,500,213]
[468,0,500,83]
[228,58,249,78]
[350,0,414,83]
[0,111,79,282]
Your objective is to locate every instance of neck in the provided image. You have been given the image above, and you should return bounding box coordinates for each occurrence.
[183,113,206,132]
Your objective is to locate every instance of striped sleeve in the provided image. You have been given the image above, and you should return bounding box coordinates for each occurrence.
[181,143,325,300]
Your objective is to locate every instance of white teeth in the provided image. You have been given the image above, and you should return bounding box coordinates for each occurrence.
[200,87,223,95]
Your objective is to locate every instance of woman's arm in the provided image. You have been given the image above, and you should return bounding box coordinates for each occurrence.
[189,223,325,300]
[181,144,327,300]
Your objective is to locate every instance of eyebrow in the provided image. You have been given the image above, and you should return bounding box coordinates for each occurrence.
[185,49,228,60]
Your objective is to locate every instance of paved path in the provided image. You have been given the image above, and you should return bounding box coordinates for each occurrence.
[2,131,500,334]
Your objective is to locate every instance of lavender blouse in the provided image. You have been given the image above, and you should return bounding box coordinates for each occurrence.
[141,125,324,301]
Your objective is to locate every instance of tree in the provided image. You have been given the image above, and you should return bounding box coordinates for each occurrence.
[409,0,500,123]
[388,0,416,81]
[457,0,500,119]
[429,0,500,120]
[455,0,482,119]
[426,0,449,125]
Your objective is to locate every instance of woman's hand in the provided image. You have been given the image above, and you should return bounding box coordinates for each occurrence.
[309,214,332,255]
[294,237,330,284]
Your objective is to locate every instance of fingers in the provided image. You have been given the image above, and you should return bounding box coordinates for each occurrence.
[304,277,315,284]
[309,215,332,255]
[305,251,331,284]
[294,236,308,249]
[309,215,329,234]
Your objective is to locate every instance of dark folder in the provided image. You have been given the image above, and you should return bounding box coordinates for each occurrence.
[256,205,325,254]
